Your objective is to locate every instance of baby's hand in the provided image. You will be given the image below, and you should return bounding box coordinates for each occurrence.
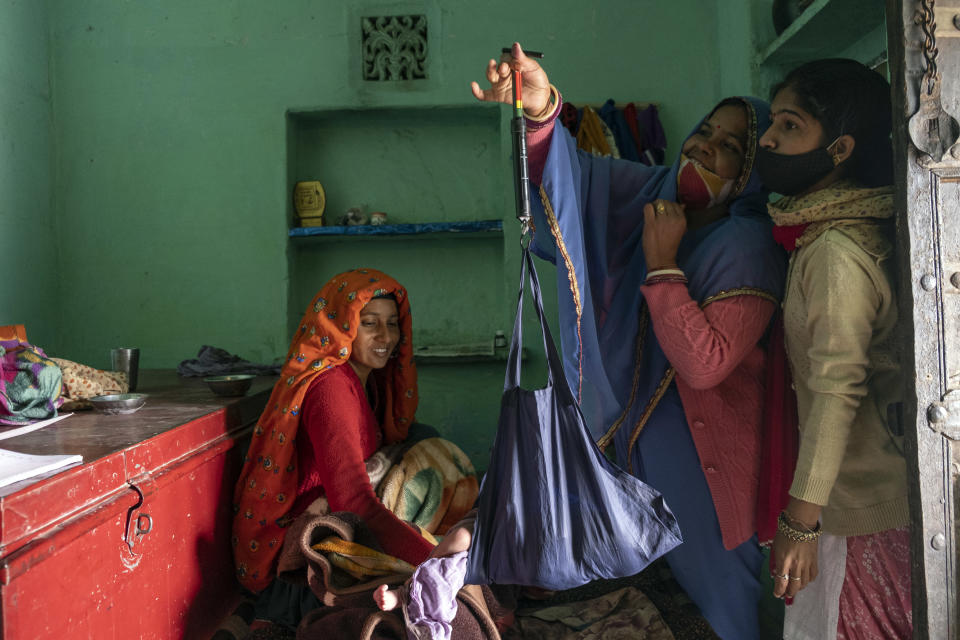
[374,584,401,611]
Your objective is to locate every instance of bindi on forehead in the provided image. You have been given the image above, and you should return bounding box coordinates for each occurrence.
[710,106,748,137]
[710,121,747,146]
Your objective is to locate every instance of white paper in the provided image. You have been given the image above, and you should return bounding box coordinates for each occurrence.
[0,413,73,442]
[0,448,83,489]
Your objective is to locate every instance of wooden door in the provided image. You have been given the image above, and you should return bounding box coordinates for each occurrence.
[887,1,960,636]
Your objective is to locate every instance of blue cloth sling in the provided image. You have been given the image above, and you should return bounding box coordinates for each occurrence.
[464,246,682,590]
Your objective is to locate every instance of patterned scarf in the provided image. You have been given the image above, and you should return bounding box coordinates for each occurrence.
[232,268,419,592]
[768,180,895,255]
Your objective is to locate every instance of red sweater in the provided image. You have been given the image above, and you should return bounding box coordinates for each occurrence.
[529,119,775,549]
[291,364,434,565]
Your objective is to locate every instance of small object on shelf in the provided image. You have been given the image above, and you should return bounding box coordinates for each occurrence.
[294,181,326,227]
[772,0,814,35]
[338,207,369,226]
[370,211,388,226]
[414,341,526,363]
[289,219,503,238]
[89,393,148,415]
[203,374,255,397]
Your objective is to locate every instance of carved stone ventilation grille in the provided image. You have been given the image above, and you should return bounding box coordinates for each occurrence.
[361,15,427,81]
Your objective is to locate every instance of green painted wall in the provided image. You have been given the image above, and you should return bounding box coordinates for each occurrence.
[39,1,755,469]
[0,0,57,346]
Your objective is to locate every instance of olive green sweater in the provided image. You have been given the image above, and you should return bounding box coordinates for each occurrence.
[776,186,909,536]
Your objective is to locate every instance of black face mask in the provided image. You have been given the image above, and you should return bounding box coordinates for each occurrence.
[755,145,837,196]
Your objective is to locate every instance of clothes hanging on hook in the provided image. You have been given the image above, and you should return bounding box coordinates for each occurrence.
[636,103,667,165]
[576,106,617,158]
[599,99,637,162]
[558,99,666,165]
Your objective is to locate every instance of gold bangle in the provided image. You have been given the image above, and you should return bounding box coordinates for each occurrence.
[781,511,817,533]
[777,511,822,543]
[645,268,685,279]
[526,84,560,122]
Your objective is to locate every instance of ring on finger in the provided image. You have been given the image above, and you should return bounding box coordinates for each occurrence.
[774,573,789,580]
[655,201,666,215]
[788,576,802,582]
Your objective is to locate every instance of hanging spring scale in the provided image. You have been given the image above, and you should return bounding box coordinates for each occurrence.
[506,48,544,245]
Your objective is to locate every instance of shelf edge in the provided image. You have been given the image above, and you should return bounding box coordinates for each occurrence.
[289,219,504,238]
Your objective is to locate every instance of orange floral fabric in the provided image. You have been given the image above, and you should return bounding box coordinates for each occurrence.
[232,268,418,592]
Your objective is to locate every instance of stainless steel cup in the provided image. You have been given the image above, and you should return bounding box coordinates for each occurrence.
[111,347,140,392]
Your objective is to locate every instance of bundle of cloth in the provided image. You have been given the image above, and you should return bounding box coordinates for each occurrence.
[0,339,63,425]
[177,345,282,377]
[274,438,498,640]
[558,99,667,165]
[0,332,135,420]
[51,358,128,410]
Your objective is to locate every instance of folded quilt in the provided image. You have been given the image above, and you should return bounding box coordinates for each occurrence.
[377,437,479,535]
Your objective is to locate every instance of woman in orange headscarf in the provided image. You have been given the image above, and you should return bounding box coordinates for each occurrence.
[232,268,436,616]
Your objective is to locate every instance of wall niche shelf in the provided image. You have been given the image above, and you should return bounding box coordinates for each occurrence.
[285,104,507,351]
[756,0,886,66]
[290,219,503,239]
[414,342,527,364]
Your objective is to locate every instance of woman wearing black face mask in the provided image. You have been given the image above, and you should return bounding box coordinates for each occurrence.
[757,59,911,638]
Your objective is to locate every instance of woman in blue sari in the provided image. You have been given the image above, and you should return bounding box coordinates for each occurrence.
[472,44,786,639]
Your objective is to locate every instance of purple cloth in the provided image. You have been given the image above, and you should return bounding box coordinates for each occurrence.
[405,551,469,640]
[637,104,667,165]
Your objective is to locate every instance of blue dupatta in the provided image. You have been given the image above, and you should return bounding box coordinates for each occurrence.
[529,97,786,460]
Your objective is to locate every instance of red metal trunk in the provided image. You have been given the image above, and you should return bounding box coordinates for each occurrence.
[0,371,273,640]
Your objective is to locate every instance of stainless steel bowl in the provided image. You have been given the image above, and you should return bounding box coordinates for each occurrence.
[90,393,148,415]
[203,374,254,397]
